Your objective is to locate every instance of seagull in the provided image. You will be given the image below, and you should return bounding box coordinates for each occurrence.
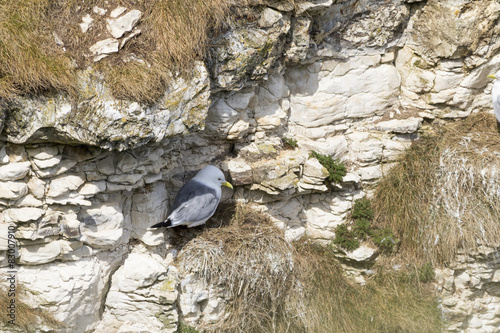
[487,71,500,131]
[150,165,233,228]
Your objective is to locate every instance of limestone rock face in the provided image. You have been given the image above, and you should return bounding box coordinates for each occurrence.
[209,8,291,91]
[436,247,500,332]
[1,0,500,332]
[374,117,423,134]
[96,249,178,333]
[178,273,227,326]
[18,249,126,333]
[407,0,500,60]
[1,62,210,150]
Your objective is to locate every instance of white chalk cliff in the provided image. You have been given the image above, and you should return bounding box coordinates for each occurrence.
[2,0,500,331]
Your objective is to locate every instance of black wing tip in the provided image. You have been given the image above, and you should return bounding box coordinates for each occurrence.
[150,219,172,229]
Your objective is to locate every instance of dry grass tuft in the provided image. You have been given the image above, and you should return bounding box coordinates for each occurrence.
[0,285,61,332]
[54,0,236,103]
[99,61,168,103]
[293,242,442,333]
[96,0,236,103]
[178,204,442,333]
[373,113,500,264]
[1,0,239,102]
[140,0,232,69]
[178,203,296,332]
[0,0,76,99]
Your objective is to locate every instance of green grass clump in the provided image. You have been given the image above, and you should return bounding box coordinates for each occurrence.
[176,322,199,333]
[412,262,435,283]
[333,224,360,251]
[371,227,397,252]
[353,218,371,239]
[311,151,346,184]
[334,198,397,252]
[351,197,374,220]
[282,137,298,149]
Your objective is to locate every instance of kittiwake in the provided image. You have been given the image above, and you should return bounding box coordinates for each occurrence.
[487,70,500,131]
[150,165,233,228]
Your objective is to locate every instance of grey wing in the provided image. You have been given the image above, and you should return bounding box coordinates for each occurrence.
[168,192,219,227]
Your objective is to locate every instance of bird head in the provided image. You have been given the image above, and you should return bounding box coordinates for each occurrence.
[196,165,233,189]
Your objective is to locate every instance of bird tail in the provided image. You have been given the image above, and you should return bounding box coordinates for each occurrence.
[150,218,172,229]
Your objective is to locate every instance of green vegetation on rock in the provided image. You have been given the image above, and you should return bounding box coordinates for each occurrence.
[176,323,199,333]
[334,197,398,252]
[282,137,298,149]
[333,224,360,251]
[311,151,346,184]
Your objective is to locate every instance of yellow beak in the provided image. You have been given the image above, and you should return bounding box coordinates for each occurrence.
[487,74,497,79]
[222,181,233,189]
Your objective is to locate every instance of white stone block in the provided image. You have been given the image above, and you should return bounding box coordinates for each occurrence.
[359,165,383,181]
[93,6,107,15]
[19,241,61,265]
[106,10,142,39]
[0,181,28,200]
[433,70,464,92]
[0,224,10,251]
[405,68,435,93]
[27,177,46,199]
[303,158,329,179]
[259,8,283,28]
[289,93,345,127]
[228,159,253,186]
[89,38,119,56]
[116,152,138,173]
[279,198,303,220]
[78,181,106,196]
[0,162,31,181]
[27,146,59,160]
[114,252,166,293]
[374,117,423,134]
[80,14,94,33]
[225,90,255,110]
[96,155,115,175]
[47,175,85,198]
[33,155,62,169]
[3,207,44,223]
[110,6,127,18]
[346,244,378,262]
